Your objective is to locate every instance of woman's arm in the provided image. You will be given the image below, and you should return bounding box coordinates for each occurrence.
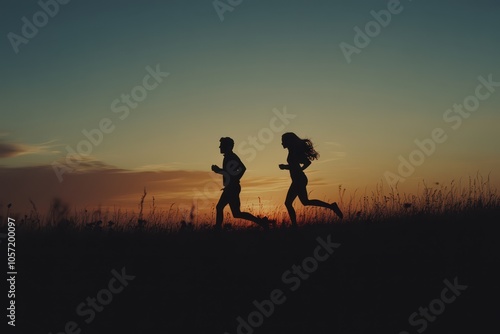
[301,160,311,171]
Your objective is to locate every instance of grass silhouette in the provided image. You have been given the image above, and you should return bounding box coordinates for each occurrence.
[4,175,499,232]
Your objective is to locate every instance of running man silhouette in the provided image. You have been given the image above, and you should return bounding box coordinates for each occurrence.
[279,132,343,226]
[212,137,268,229]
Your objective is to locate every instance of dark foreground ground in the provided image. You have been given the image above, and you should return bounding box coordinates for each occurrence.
[8,208,500,334]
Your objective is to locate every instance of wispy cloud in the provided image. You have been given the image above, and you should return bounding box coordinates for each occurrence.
[132,162,197,172]
[317,142,346,163]
[323,141,343,147]
[0,142,20,158]
[0,140,60,158]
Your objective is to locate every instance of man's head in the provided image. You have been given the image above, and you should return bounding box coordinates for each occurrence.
[219,137,234,154]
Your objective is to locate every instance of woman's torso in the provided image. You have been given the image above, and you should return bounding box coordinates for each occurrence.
[287,151,306,180]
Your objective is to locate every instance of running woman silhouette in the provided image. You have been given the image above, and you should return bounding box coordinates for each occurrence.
[279,132,343,226]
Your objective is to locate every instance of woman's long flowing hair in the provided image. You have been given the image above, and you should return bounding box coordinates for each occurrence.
[282,132,319,162]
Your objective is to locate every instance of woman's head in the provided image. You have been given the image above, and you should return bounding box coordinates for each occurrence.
[281,132,319,161]
[281,132,300,149]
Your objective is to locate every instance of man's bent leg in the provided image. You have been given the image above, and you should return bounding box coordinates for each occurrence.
[227,184,266,228]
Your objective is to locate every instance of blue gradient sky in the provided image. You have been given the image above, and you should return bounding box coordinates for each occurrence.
[1,0,499,213]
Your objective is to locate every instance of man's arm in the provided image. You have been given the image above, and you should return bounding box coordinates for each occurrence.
[211,165,223,173]
[229,154,246,179]
[238,161,246,178]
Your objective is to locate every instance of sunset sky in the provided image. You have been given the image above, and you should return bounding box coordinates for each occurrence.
[1,0,499,217]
